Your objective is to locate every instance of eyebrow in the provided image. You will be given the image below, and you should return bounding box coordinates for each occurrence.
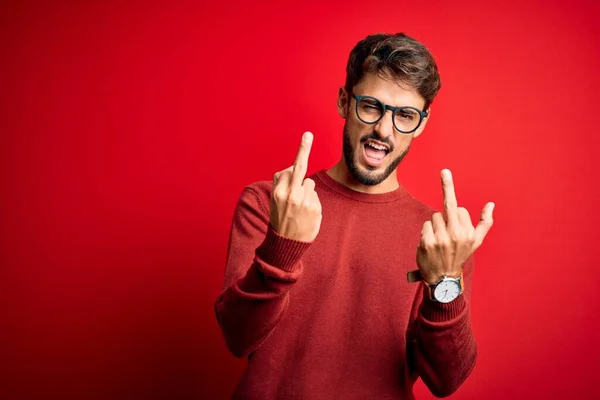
[358,94,424,111]
[372,95,424,111]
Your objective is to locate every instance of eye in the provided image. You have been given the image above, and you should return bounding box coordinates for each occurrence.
[397,109,418,121]
[358,99,383,112]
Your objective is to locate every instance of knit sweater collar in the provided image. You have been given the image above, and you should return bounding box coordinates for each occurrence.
[314,169,409,204]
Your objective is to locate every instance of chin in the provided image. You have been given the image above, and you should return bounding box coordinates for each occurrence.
[361,170,391,186]
[348,157,391,186]
[342,125,410,187]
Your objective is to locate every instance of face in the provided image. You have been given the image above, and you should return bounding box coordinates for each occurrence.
[337,72,429,187]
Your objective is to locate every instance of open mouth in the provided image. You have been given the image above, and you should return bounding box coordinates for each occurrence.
[362,140,390,167]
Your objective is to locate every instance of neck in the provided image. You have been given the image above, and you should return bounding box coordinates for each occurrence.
[326,159,400,194]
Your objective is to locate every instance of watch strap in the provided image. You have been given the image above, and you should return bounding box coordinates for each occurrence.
[407,269,464,302]
[407,269,423,283]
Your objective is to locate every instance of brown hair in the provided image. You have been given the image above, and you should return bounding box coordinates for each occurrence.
[344,33,441,110]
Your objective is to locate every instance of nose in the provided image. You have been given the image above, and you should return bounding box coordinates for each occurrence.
[374,108,395,140]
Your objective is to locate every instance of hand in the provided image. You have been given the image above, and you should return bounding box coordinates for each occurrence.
[269,132,322,242]
[416,169,495,284]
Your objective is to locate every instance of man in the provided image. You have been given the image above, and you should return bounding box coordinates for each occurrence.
[215,32,494,399]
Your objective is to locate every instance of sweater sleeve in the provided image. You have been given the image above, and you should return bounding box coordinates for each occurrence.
[407,255,478,397]
[214,186,312,358]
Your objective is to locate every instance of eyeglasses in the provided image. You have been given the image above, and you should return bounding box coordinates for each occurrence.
[351,93,428,134]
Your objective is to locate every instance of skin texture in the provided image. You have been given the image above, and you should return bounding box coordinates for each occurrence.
[271,71,495,284]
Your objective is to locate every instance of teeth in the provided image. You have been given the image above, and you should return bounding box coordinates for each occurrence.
[366,142,388,151]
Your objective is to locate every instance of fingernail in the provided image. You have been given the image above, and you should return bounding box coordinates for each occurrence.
[304,131,313,143]
[442,169,451,179]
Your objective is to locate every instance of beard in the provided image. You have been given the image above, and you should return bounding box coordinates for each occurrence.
[342,123,410,186]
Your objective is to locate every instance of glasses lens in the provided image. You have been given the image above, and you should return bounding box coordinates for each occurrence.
[394,108,421,132]
[357,97,383,123]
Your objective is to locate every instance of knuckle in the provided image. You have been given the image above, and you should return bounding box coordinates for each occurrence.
[436,235,451,248]
[449,230,461,241]
[272,188,285,202]
[313,197,322,212]
[467,232,476,243]
[443,200,455,208]
[421,236,435,249]
[304,181,315,192]
[287,194,301,206]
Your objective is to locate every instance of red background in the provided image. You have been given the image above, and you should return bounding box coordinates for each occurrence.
[2,1,599,399]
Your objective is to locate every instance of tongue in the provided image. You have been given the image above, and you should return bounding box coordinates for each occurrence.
[365,145,386,160]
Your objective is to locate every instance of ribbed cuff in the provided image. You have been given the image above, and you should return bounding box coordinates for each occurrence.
[420,293,467,322]
[256,225,312,272]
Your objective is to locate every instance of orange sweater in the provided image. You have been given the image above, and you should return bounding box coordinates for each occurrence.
[215,170,477,399]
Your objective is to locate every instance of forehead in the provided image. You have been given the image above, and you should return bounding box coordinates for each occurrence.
[353,72,426,110]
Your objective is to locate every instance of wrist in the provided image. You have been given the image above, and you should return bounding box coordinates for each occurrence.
[421,269,462,285]
[420,292,466,322]
[256,225,312,271]
[423,270,464,304]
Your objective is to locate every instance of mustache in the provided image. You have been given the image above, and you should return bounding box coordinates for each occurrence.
[359,132,394,152]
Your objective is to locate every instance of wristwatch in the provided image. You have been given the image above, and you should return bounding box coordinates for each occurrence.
[407,269,464,303]
[425,271,464,303]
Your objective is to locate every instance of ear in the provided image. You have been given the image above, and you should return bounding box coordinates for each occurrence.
[337,87,349,119]
[412,107,431,139]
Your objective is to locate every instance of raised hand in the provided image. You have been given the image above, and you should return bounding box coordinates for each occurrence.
[269,132,322,242]
[416,169,495,284]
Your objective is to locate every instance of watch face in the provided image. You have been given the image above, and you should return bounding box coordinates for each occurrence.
[433,280,461,303]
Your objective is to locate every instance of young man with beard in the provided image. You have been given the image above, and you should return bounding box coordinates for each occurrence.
[214,32,495,399]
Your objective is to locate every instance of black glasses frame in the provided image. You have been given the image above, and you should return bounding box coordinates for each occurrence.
[351,93,428,134]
